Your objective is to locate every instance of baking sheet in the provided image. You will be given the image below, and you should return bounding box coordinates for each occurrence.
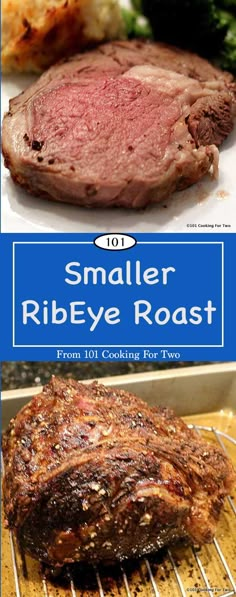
[2,363,236,429]
[1,0,236,233]
[2,364,236,596]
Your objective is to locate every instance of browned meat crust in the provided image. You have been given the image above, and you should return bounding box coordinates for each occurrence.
[2,377,235,566]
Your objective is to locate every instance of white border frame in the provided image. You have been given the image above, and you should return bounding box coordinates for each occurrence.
[12,241,224,348]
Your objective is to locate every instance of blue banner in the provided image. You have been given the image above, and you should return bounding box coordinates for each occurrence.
[0,233,235,361]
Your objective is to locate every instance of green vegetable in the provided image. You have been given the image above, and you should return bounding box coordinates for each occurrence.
[127,0,236,75]
[131,0,142,12]
[141,0,228,56]
[218,11,236,72]
[133,17,152,38]
[122,8,137,37]
[122,8,152,38]
[217,7,235,26]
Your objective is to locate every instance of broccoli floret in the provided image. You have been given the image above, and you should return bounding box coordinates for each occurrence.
[141,0,228,56]
[220,33,236,73]
[218,12,236,72]
[131,0,142,12]
[133,16,153,38]
[122,8,152,38]
[122,8,137,37]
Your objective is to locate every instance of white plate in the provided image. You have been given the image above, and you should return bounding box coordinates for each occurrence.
[1,41,236,233]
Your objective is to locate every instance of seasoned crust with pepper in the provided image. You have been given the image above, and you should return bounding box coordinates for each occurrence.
[1,0,124,72]
[2,377,235,566]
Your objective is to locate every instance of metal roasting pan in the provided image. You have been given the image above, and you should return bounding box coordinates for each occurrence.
[2,363,236,597]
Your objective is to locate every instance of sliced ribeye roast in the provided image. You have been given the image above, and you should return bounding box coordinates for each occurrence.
[2,40,235,208]
[2,377,235,566]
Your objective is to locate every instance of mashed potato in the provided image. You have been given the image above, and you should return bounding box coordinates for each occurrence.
[2,0,124,72]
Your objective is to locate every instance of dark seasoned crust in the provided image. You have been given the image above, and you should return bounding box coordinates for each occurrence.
[187,92,234,147]
[2,377,235,566]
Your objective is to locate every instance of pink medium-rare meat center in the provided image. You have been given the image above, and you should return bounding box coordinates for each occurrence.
[30,74,183,181]
[2,40,235,208]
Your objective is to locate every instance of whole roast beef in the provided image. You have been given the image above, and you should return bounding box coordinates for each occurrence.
[2,377,235,566]
[2,40,236,208]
